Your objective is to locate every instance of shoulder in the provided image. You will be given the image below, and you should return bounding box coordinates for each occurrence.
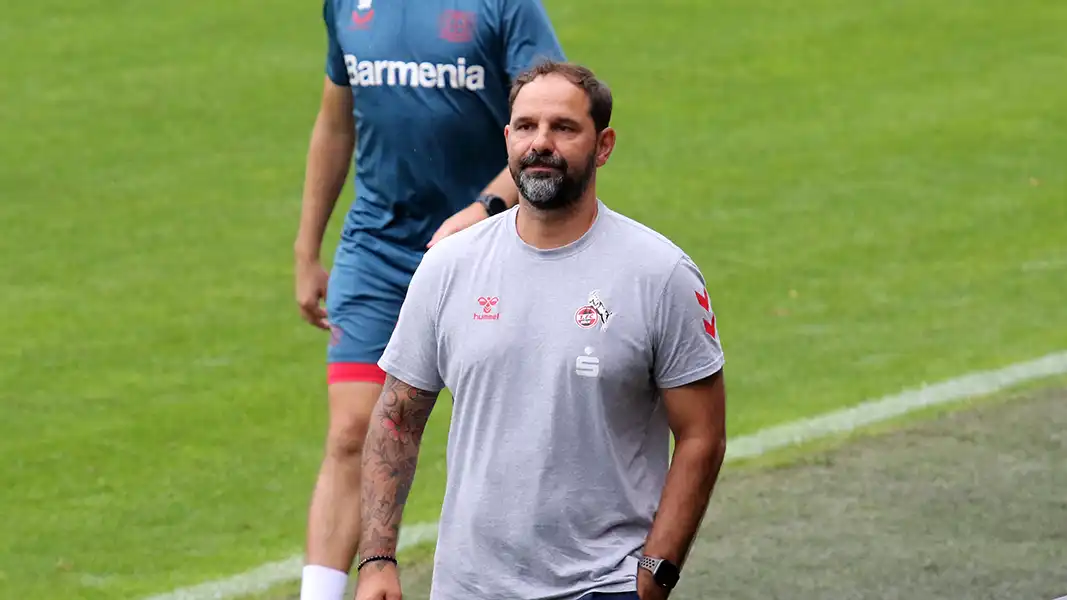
[491,0,553,22]
[322,0,341,22]
[322,0,349,37]
[495,0,552,10]
[599,203,692,269]
[596,203,709,299]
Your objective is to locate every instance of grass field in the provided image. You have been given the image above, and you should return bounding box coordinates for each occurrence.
[2,0,1066,598]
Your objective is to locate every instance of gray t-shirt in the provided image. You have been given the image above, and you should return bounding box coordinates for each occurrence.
[378,199,725,600]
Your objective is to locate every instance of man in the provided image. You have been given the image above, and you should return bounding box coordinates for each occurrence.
[293,1,565,598]
[354,61,728,600]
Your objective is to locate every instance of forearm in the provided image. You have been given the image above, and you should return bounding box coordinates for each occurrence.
[643,435,726,567]
[357,414,417,558]
[358,376,438,561]
[480,166,521,208]
[294,122,354,261]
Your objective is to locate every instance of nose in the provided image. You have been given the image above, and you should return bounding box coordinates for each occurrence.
[529,124,554,154]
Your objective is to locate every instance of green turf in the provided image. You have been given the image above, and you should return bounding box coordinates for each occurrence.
[1,0,1065,598]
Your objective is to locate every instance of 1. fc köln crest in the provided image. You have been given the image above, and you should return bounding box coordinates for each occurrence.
[575,289,613,331]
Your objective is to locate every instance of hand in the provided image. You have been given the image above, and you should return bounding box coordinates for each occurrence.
[426,202,488,248]
[353,561,402,600]
[295,257,330,330]
[637,569,669,600]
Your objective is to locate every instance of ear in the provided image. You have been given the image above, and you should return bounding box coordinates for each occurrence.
[594,127,616,168]
[504,123,511,144]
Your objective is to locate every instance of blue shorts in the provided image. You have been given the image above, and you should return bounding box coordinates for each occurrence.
[324,237,421,385]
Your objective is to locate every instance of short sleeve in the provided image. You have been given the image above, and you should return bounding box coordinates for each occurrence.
[323,1,350,86]
[500,0,567,80]
[376,254,447,393]
[652,255,726,389]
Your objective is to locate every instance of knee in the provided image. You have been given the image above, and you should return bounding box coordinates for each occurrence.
[324,381,383,462]
[325,412,372,461]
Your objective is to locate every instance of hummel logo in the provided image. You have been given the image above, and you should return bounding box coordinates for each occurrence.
[474,296,500,320]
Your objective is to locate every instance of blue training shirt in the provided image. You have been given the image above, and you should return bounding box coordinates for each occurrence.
[323,0,565,262]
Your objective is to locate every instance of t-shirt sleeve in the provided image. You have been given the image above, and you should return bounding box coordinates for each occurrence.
[322,1,350,86]
[651,255,726,389]
[376,254,447,393]
[499,0,567,80]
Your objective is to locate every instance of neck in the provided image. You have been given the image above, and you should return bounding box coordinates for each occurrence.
[515,191,599,250]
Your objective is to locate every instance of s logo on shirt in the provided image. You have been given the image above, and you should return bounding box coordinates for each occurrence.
[575,347,600,378]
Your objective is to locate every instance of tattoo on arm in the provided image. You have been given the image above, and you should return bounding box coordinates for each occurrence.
[358,374,439,570]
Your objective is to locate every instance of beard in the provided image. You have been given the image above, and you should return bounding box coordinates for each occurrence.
[510,149,595,211]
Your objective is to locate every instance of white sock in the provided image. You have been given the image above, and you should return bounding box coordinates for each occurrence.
[300,564,349,600]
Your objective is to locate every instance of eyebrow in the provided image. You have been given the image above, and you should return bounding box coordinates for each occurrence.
[511,115,584,128]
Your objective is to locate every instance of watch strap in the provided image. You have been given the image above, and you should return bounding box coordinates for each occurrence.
[638,555,680,590]
[638,555,662,574]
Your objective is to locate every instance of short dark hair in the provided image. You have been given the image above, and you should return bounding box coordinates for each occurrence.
[508,60,613,132]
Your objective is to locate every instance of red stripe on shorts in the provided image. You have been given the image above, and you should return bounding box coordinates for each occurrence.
[328,362,387,385]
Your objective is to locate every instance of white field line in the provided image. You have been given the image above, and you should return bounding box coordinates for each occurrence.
[144,523,439,600]
[725,350,1067,460]
[146,351,1067,600]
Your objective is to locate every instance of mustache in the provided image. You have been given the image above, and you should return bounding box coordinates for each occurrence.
[520,152,567,170]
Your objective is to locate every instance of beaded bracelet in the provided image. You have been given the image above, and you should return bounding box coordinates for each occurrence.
[357,554,398,571]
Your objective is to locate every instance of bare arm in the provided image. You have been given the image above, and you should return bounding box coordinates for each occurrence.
[425,165,520,247]
[357,374,440,568]
[643,369,727,569]
[294,76,355,262]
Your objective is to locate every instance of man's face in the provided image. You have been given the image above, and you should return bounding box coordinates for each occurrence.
[505,74,608,211]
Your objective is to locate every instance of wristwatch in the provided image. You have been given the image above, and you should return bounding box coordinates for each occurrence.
[477,193,508,217]
[638,555,681,590]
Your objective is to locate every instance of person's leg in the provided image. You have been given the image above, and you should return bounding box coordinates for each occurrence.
[300,249,407,600]
[301,378,383,598]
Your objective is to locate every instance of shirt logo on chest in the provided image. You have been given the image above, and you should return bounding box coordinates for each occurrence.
[474,296,500,321]
[342,55,487,91]
[574,305,598,329]
[350,0,373,29]
[575,289,613,331]
[575,347,600,378]
[439,10,476,43]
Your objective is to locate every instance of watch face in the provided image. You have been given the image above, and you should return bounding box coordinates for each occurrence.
[656,560,680,588]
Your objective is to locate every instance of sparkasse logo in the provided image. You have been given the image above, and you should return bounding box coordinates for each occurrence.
[343,55,486,91]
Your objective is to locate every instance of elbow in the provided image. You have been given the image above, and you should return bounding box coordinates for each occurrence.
[703,428,728,471]
[696,431,726,469]
[676,429,726,467]
[313,109,355,141]
[316,122,355,147]
[700,435,726,490]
